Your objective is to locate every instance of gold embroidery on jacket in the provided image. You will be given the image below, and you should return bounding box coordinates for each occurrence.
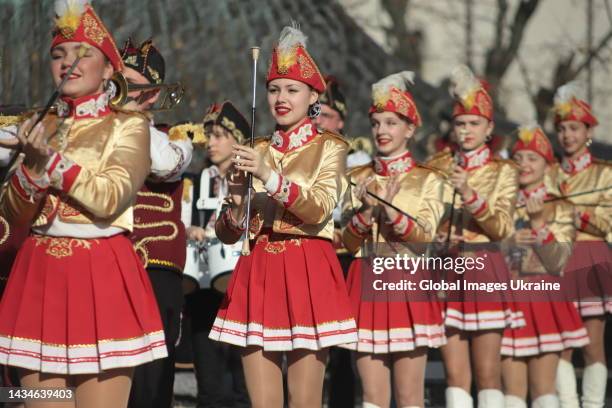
[59,201,82,217]
[33,195,60,228]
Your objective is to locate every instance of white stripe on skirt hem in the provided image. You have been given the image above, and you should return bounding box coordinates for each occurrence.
[0,331,168,374]
[209,317,358,351]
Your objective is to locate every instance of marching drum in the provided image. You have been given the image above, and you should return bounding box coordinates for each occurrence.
[204,238,242,292]
[183,240,207,294]
[182,167,244,293]
[183,238,241,293]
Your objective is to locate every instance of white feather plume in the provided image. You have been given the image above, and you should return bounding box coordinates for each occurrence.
[449,64,481,101]
[519,121,539,133]
[54,0,87,18]
[278,21,308,52]
[372,71,415,97]
[554,81,582,105]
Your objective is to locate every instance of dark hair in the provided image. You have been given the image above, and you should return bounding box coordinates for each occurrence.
[370,110,414,126]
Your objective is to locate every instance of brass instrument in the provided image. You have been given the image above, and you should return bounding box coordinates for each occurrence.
[109,71,185,111]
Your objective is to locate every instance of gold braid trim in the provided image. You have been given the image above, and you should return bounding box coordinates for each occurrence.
[148,258,183,272]
[135,191,173,213]
[133,221,179,268]
[133,192,180,268]
[0,115,25,128]
[0,217,9,246]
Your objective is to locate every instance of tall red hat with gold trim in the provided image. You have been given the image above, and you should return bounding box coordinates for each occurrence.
[51,0,124,72]
[368,71,422,126]
[512,124,555,163]
[267,24,326,93]
[449,65,493,121]
[553,81,598,127]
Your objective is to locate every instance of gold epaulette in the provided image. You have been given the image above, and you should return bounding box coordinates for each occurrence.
[492,156,520,169]
[169,123,205,144]
[110,106,150,120]
[416,162,448,179]
[347,163,373,180]
[425,147,453,174]
[253,136,270,148]
[427,147,453,161]
[0,114,25,128]
[320,129,349,147]
[593,158,612,167]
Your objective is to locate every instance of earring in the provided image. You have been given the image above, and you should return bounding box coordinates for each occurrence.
[104,79,117,100]
[308,101,322,119]
[586,138,593,147]
[485,133,492,142]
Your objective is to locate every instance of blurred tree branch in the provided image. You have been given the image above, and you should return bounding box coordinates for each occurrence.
[380,0,423,70]
[533,24,612,123]
[484,0,540,105]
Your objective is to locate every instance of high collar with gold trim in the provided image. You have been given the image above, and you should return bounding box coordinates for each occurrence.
[458,144,491,171]
[561,150,592,175]
[270,118,318,153]
[374,150,415,176]
[56,92,112,119]
[518,183,548,206]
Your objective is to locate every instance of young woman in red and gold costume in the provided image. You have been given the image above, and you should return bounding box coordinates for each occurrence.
[0,1,166,406]
[207,24,357,407]
[427,65,521,408]
[340,71,448,408]
[550,82,611,408]
[501,125,589,408]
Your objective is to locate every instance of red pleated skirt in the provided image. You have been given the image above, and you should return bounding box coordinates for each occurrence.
[501,300,589,357]
[563,241,612,317]
[208,231,357,351]
[0,234,167,374]
[443,250,524,331]
[339,258,446,353]
[501,273,588,357]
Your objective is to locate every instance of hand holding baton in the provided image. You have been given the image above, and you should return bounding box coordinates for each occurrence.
[241,46,260,256]
[0,43,91,184]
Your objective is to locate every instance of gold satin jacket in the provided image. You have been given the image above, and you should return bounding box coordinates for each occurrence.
[0,96,150,233]
[548,152,611,242]
[426,146,518,243]
[341,152,448,256]
[508,186,575,276]
[215,120,348,243]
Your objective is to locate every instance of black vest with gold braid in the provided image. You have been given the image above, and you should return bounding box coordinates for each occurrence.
[130,180,186,273]
[0,113,30,292]
[0,217,29,293]
[0,215,11,287]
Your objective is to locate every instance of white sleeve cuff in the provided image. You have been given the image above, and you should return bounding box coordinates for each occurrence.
[264,170,281,195]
